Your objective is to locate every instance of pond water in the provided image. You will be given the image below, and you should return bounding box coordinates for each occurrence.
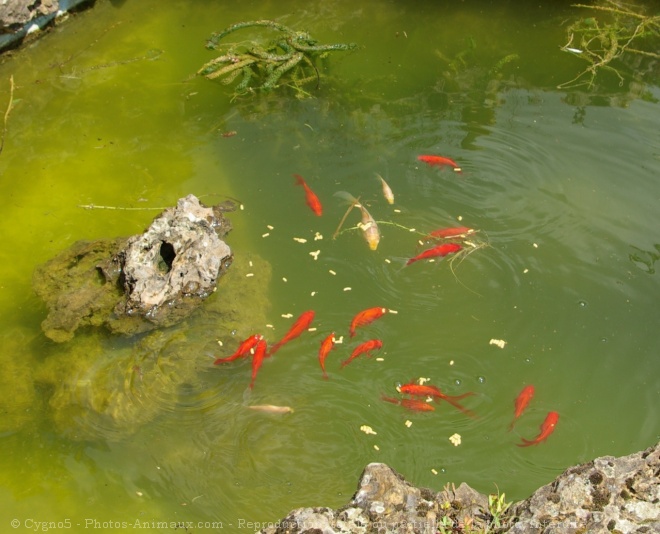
[1,0,659,531]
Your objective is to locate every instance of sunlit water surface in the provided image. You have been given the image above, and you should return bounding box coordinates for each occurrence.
[1,0,659,531]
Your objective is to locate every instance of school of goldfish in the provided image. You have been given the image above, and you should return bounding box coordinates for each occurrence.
[214,154,559,447]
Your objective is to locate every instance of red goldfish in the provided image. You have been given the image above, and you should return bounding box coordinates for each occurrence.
[517,411,559,447]
[382,395,435,412]
[399,382,477,418]
[509,385,535,431]
[318,332,336,379]
[341,339,383,368]
[268,310,315,356]
[376,173,394,204]
[429,226,473,239]
[214,334,263,364]
[349,307,388,337]
[406,243,462,266]
[294,174,322,216]
[417,154,462,172]
[249,338,268,389]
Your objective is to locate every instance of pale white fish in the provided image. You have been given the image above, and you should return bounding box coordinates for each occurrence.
[375,173,394,204]
[247,405,294,414]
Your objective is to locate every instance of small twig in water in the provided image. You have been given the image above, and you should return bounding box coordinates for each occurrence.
[0,75,15,157]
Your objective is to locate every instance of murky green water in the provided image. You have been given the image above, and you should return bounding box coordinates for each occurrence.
[1,0,659,531]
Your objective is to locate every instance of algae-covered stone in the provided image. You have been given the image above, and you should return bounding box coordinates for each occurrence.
[34,252,271,441]
[33,238,128,343]
[33,195,234,342]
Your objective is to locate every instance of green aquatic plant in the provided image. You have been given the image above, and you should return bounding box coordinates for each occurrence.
[559,1,660,89]
[198,19,358,97]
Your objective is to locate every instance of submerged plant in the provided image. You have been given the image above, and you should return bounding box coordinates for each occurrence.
[559,1,660,89]
[198,20,357,97]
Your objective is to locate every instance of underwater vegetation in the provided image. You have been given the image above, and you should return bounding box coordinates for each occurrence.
[198,19,357,97]
[559,1,660,89]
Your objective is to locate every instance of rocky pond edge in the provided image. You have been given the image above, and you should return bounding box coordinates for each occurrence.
[258,440,659,534]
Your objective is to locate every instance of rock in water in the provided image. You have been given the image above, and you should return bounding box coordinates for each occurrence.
[33,195,233,341]
[115,194,233,328]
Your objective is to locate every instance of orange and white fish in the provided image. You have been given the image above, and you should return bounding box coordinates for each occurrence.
[381,395,435,412]
[318,332,336,379]
[341,339,383,368]
[268,310,315,356]
[429,226,474,239]
[349,307,388,337]
[406,243,462,266]
[509,385,535,431]
[517,411,559,447]
[294,174,322,216]
[335,191,380,251]
[417,154,462,172]
[214,334,263,364]
[376,173,394,204]
[398,382,477,418]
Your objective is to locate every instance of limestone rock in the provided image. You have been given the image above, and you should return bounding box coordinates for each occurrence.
[114,194,233,330]
[259,443,660,534]
[0,0,59,32]
[33,195,233,341]
[508,442,660,534]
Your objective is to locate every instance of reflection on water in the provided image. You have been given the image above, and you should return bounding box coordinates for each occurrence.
[0,0,659,529]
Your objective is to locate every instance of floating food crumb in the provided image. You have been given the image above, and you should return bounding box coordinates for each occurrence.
[394,209,401,213]
[409,228,416,232]
[449,360,455,366]
[314,232,323,241]
[431,469,438,475]
[282,277,287,282]
[418,377,430,384]
[523,268,529,274]
[309,250,320,260]
[217,340,223,346]
[262,233,270,238]
[281,313,293,319]
[405,420,413,428]
[360,425,377,435]
[293,237,307,243]
[375,357,384,362]
[384,258,391,264]
[136,491,143,497]
[266,324,274,329]
[388,309,398,314]
[533,243,538,248]
[335,335,344,344]
[374,445,380,451]
[449,433,462,446]
[418,240,424,246]
[489,339,507,349]
[267,225,274,230]
[240,204,244,210]
[311,291,317,296]
[246,273,254,277]
[249,260,253,267]
[343,287,352,291]
[457,215,463,221]
[329,270,337,275]
[308,327,317,332]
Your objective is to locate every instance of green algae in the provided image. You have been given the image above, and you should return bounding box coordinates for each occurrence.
[32,252,271,441]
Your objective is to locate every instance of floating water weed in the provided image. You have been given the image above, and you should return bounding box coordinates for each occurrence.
[198,20,358,97]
